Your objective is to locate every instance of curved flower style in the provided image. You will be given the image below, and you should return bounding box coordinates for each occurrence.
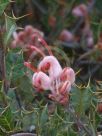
[38,56,62,79]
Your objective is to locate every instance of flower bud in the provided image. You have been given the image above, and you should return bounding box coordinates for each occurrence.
[72,4,88,17]
[25,25,33,35]
[48,16,56,28]
[18,32,25,41]
[59,29,73,42]
[60,67,75,84]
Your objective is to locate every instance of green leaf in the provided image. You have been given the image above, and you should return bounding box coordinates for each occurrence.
[95,113,101,128]
[4,15,17,45]
[49,128,57,136]
[22,112,37,131]
[7,88,19,112]
[90,123,96,136]
[18,76,34,102]
[95,0,102,12]
[40,105,48,127]
[68,128,78,136]
[0,106,14,132]
[6,50,25,81]
[71,87,92,115]
[0,0,9,16]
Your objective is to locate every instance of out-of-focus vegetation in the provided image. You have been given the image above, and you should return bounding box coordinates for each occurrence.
[0,0,102,136]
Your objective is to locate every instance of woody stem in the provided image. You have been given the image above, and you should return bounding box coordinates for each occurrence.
[0,30,8,94]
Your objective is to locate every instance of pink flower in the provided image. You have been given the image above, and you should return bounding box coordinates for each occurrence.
[59,29,74,42]
[38,55,75,105]
[11,25,44,48]
[25,55,75,105]
[22,33,75,105]
[12,26,75,105]
[72,4,88,17]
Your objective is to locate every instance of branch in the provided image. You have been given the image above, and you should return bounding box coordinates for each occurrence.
[0,29,8,94]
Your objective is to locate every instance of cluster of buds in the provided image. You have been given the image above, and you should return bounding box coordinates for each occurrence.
[12,26,75,105]
[11,25,44,49]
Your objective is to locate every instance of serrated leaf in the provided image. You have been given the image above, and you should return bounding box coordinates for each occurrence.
[40,105,48,127]
[7,88,16,100]
[22,112,37,131]
[71,87,92,115]
[6,50,25,81]
[49,128,57,136]
[4,15,17,45]
[18,76,33,102]
[0,106,14,132]
[7,88,20,113]
[0,1,9,16]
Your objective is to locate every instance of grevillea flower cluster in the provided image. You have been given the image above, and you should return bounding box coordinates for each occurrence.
[32,55,75,105]
[11,25,44,49]
[12,26,75,105]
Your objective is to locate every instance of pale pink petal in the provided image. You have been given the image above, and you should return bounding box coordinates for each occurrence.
[32,72,51,91]
[18,31,25,41]
[11,40,17,48]
[59,81,71,94]
[13,32,19,41]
